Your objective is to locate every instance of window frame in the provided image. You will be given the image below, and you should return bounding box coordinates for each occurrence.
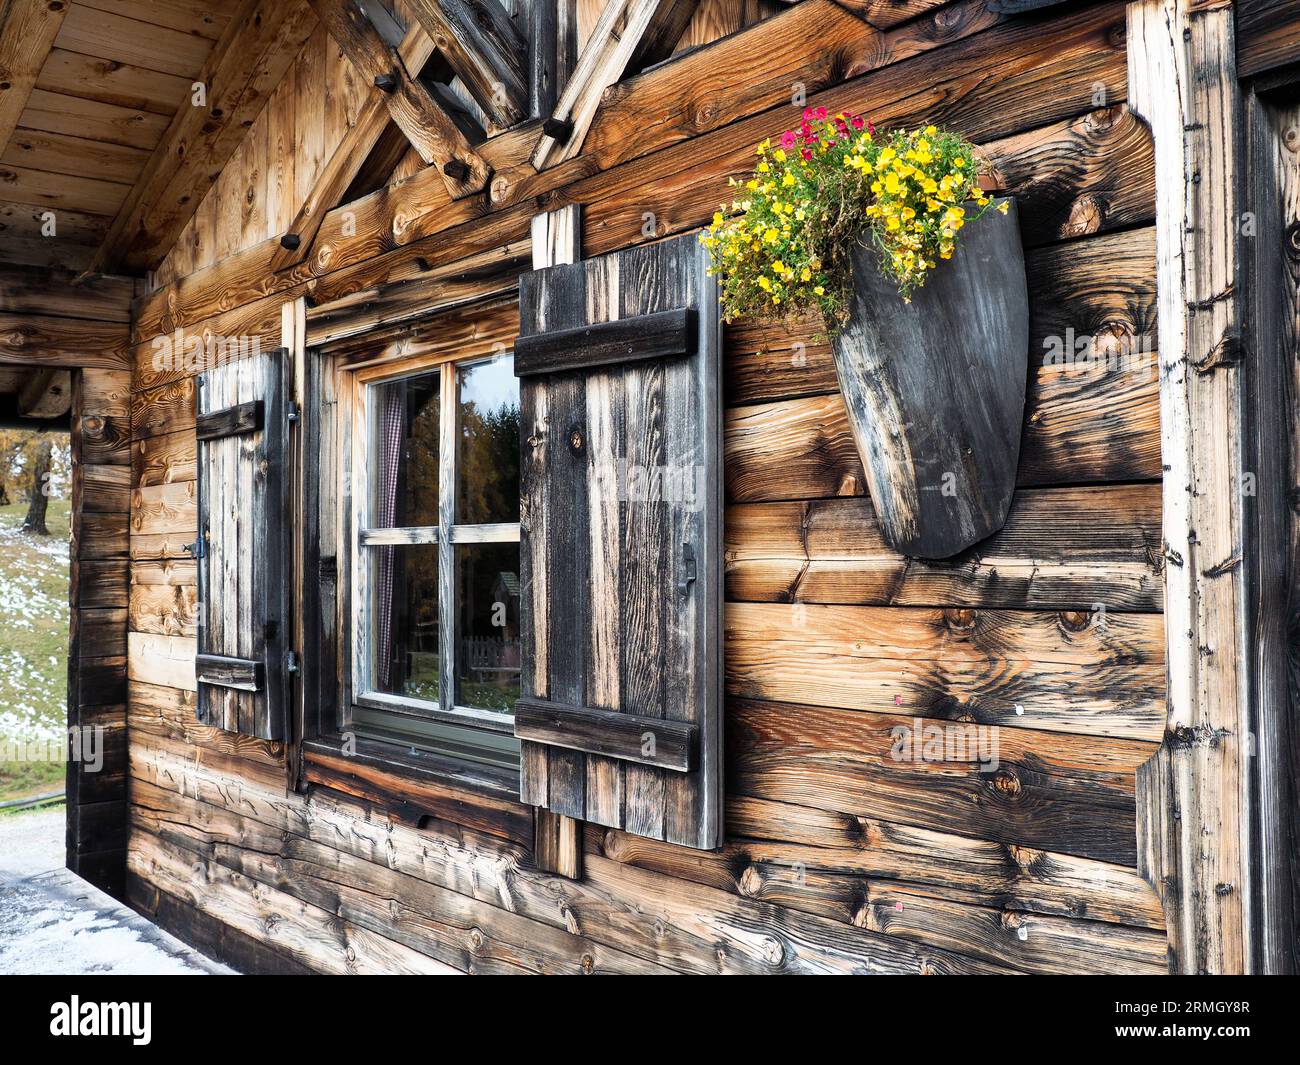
[346,349,522,758]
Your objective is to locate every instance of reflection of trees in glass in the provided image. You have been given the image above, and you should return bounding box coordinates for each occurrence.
[458,401,519,525]
[456,542,520,712]
[399,377,440,528]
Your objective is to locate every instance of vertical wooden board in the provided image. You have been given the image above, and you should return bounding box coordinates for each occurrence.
[519,379,549,806]
[265,64,297,240]
[583,257,625,829]
[219,362,240,733]
[236,355,257,734]
[295,27,328,218]
[196,373,211,726]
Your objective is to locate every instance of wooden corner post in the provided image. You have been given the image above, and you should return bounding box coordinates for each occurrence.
[1126,0,1281,973]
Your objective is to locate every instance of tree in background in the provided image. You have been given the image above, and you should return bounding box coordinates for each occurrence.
[0,429,70,536]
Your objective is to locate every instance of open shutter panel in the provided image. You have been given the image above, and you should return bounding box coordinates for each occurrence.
[516,232,723,850]
[194,346,291,741]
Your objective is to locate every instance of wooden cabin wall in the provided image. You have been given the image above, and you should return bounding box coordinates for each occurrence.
[123,0,1175,974]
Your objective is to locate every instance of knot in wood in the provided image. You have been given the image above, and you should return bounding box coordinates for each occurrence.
[469,928,486,952]
[1059,610,1091,633]
[580,953,595,974]
[737,865,764,897]
[942,608,976,634]
[567,425,584,453]
[992,769,1021,796]
[1286,221,1300,262]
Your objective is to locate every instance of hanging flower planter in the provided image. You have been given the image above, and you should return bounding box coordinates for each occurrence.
[830,197,1027,558]
[702,112,1029,559]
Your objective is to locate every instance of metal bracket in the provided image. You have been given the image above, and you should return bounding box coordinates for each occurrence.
[287,400,301,425]
[286,650,300,675]
[183,538,206,560]
[678,542,697,597]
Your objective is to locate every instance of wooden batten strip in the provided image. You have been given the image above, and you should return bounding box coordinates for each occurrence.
[196,653,265,693]
[513,308,695,375]
[195,400,263,441]
[515,697,697,772]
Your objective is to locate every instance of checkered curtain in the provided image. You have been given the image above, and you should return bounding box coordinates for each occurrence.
[375,384,405,689]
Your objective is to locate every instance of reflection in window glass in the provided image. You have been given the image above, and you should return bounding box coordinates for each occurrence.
[455,542,521,712]
[457,354,519,525]
[369,545,439,703]
[370,371,440,529]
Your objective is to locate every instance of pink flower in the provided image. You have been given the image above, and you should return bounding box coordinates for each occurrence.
[801,147,813,161]
[780,130,796,149]
[851,115,864,130]
[815,106,827,120]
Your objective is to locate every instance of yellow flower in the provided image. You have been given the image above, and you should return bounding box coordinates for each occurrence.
[813,285,824,295]
[773,148,787,163]
[782,172,796,187]
[757,276,772,291]
[997,201,1010,214]
[925,125,937,136]
[758,161,770,173]
[712,212,724,226]
[800,266,811,281]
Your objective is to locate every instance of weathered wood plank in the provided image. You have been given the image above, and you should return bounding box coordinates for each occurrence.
[726,484,1165,612]
[0,314,130,369]
[0,0,70,158]
[729,696,1149,865]
[727,601,1165,742]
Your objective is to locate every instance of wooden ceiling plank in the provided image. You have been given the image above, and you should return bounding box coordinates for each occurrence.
[73,0,235,42]
[0,162,129,216]
[0,198,109,245]
[17,367,72,416]
[19,88,170,151]
[36,48,193,115]
[52,3,215,80]
[0,0,71,159]
[403,0,528,129]
[3,127,151,185]
[90,0,318,274]
[0,313,130,368]
[531,0,698,170]
[270,17,439,271]
[307,0,490,199]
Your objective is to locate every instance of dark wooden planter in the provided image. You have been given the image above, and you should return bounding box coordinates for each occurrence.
[830,196,1028,559]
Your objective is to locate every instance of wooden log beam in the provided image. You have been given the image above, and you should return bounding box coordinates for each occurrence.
[0,313,130,368]
[89,0,316,274]
[404,0,528,128]
[0,0,69,158]
[531,0,698,170]
[1127,0,1250,974]
[307,0,490,198]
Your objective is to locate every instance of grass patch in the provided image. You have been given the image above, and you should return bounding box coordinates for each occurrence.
[0,498,70,802]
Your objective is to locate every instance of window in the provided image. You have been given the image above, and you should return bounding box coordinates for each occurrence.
[349,351,521,771]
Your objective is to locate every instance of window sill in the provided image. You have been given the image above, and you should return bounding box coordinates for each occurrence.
[302,734,522,805]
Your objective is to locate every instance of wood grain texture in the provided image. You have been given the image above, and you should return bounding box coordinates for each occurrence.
[726,484,1165,612]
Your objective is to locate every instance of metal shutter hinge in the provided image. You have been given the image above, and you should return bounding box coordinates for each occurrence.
[678,542,697,597]
[183,538,206,560]
[286,651,300,675]
[287,400,301,426]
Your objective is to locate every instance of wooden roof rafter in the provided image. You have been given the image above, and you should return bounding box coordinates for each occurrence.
[307,0,491,200]
[0,0,69,159]
[404,0,529,129]
[531,0,699,171]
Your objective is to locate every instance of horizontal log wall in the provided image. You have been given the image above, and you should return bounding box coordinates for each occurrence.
[124,0,1171,974]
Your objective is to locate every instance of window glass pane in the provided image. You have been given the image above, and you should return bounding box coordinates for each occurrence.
[370,370,440,528]
[368,544,439,703]
[455,542,521,712]
[457,354,519,524]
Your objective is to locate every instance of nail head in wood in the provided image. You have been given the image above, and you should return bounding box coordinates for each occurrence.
[280,233,301,250]
[374,70,399,93]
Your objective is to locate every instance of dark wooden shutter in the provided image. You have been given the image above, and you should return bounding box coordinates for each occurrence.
[515,233,723,850]
[194,346,291,741]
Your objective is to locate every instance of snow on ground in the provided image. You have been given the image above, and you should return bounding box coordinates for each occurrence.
[0,810,234,975]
